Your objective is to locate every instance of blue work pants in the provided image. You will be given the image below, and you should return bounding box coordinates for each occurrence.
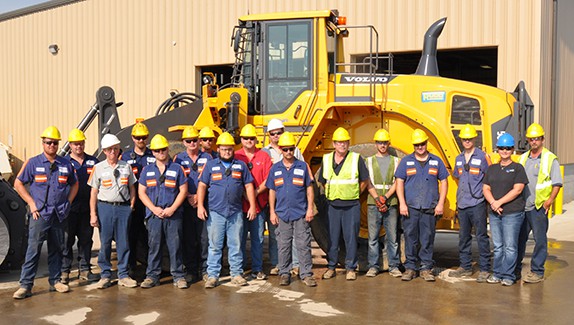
[516,207,549,277]
[457,202,491,271]
[242,210,265,273]
[276,217,313,279]
[97,203,131,279]
[62,209,94,273]
[206,210,244,278]
[326,202,361,271]
[367,205,400,271]
[402,208,436,271]
[490,211,524,282]
[145,214,185,282]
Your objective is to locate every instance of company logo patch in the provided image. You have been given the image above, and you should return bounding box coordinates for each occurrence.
[421,91,446,103]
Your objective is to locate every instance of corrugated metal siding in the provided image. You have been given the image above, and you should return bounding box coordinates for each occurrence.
[0,0,554,163]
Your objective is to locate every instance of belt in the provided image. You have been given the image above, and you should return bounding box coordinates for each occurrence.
[98,200,130,206]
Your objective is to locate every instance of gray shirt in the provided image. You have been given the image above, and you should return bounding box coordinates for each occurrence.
[88,160,137,202]
[376,155,391,178]
[523,156,562,211]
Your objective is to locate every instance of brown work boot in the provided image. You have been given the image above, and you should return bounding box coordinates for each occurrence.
[524,272,544,284]
[79,271,100,282]
[420,269,436,282]
[346,270,357,281]
[13,287,32,299]
[279,274,290,286]
[205,277,218,289]
[96,277,111,289]
[322,269,336,279]
[50,281,70,293]
[302,276,317,287]
[401,269,416,281]
[230,275,248,286]
[60,272,70,284]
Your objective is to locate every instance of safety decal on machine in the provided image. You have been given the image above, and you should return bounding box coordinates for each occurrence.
[421,91,446,103]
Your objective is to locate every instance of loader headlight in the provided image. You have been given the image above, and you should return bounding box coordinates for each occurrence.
[202,75,214,85]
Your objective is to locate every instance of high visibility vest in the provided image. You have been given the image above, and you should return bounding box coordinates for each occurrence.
[322,152,361,201]
[366,155,399,206]
[519,147,557,209]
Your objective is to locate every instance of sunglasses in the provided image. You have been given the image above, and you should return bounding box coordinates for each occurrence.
[414,142,427,147]
[152,148,167,153]
[269,131,284,136]
[375,141,389,145]
[43,140,59,146]
[201,138,213,142]
[281,147,296,153]
[461,138,473,142]
[242,137,256,141]
[528,137,543,142]
[184,139,198,143]
[498,146,514,151]
[133,136,148,141]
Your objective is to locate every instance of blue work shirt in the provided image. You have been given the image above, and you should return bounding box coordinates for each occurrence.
[453,149,489,209]
[395,153,449,210]
[174,151,212,194]
[18,153,77,221]
[121,148,155,180]
[139,161,187,219]
[265,159,313,222]
[65,153,99,212]
[199,158,253,216]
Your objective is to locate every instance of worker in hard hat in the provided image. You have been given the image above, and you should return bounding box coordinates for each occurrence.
[516,123,562,284]
[174,126,213,282]
[89,134,138,289]
[197,132,257,288]
[365,129,402,279]
[395,129,448,282]
[317,127,374,281]
[483,133,528,286]
[266,132,317,287]
[61,129,100,284]
[199,126,218,159]
[449,124,492,283]
[13,126,79,299]
[263,118,302,276]
[121,121,155,275]
[235,124,272,280]
[138,134,189,289]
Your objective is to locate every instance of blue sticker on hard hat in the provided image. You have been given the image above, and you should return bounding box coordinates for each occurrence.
[421,91,446,103]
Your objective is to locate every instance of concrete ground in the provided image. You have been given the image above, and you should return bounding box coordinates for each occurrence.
[2,202,574,324]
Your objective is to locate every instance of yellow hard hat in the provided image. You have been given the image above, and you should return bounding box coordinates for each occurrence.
[332,127,351,141]
[40,126,62,140]
[240,124,257,137]
[526,123,545,138]
[132,122,149,137]
[68,128,86,142]
[411,129,429,145]
[459,124,478,139]
[278,132,296,147]
[182,126,199,139]
[199,126,216,139]
[216,132,235,146]
[373,129,391,142]
[149,134,169,150]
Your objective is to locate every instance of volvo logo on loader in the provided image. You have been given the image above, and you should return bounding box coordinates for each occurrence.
[339,75,396,84]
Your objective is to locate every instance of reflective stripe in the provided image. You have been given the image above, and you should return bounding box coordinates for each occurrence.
[322,152,361,200]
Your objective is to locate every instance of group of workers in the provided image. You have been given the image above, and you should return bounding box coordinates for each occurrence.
[11,119,560,299]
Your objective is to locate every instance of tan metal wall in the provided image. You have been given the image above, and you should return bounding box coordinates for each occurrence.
[0,0,555,164]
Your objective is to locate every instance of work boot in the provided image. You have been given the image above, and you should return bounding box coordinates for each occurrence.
[389,268,403,278]
[401,269,416,281]
[346,270,357,281]
[449,267,473,278]
[118,277,138,288]
[13,287,32,299]
[205,277,218,289]
[79,271,100,282]
[174,278,188,289]
[279,274,290,286]
[291,267,300,277]
[420,270,435,282]
[140,278,158,289]
[60,272,70,284]
[523,272,544,284]
[486,275,501,284]
[322,269,336,279]
[476,271,490,283]
[366,267,378,277]
[501,279,514,286]
[230,275,248,286]
[202,273,209,282]
[252,271,268,280]
[50,281,70,293]
[96,278,111,289]
[302,276,317,287]
[270,266,279,275]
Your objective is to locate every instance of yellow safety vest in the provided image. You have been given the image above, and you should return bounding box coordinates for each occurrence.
[322,152,361,201]
[519,147,557,209]
[366,155,400,206]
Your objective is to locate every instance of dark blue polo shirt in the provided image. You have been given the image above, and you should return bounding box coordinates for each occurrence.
[139,161,187,219]
[174,151,212,194]
[266,159,313,222]
[65,153,99,212]
[453,149,489,209]
[121,148,155,180]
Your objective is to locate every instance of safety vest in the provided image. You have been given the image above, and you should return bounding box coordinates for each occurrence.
[519,147,557,209]
[322,152,361,201]
[366,155,399,206]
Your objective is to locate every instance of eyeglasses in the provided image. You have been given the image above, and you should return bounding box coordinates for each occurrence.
[498,146,514,151]
[152,148,167,153]
[69,142,84,146]
[528,137,543,142]
[375,141,389,146]
[43,140,59,146]
[269,131,284,136]
[106,147,120,152]
[219,147,234,152]
[133,136,148,141]
[414,142,427,147]
[201,138,213,142]
[242,137,256,141]
[461,138,473,142]
[184,139,198,143]
[281,147,295,153]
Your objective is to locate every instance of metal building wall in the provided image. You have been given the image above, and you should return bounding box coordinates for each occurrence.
[0,0,554,164]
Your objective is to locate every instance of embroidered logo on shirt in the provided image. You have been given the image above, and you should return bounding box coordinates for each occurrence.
[294,168,304,176]
[166,170,177,177]
[429,160,438,166]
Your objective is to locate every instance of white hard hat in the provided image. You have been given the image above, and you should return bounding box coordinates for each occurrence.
[101,134,121,149]
[267,119,284,132]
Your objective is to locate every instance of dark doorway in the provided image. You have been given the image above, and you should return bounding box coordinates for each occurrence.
[199,65,234,91]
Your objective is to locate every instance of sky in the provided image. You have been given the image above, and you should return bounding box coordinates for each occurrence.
[0,0,51,14]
